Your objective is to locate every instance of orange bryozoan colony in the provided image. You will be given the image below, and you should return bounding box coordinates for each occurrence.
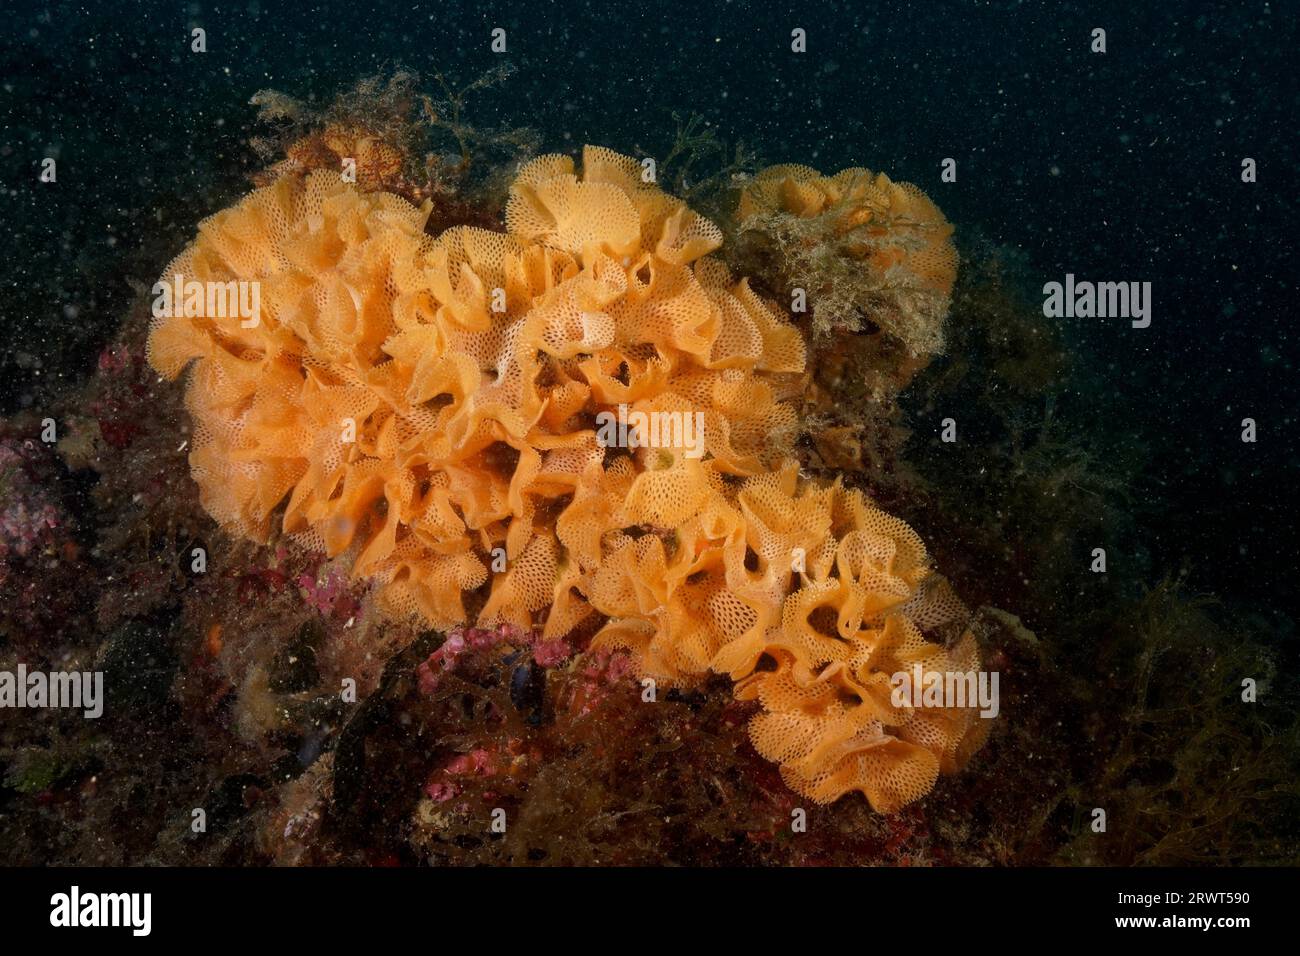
[737,163,959,391]
[147,146,988,812]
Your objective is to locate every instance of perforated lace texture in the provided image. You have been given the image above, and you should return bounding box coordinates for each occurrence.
[148,148,986,810]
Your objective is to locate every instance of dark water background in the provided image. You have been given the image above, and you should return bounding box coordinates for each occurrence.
[2,0,1296,616]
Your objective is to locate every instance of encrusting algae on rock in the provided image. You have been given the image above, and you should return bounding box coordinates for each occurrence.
[145,143,987,812]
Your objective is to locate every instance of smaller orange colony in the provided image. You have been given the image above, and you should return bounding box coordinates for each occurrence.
[737,163,958,363]
[147,145,988,811]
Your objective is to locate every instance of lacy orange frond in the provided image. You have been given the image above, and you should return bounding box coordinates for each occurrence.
[148,146,987,812]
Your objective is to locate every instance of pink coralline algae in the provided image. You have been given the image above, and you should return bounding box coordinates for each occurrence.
[424,748,501,803]
[90,344,150,451]
[421,737,543,805]
[415,623,574,697]
[0,442,63,562]
[0,437,78,641]
[562,646,635,719]
[0,501,60,560]
[296,565,361,621]
[412,625,622,806]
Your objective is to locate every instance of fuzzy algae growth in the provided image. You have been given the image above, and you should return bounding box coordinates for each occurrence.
[734,163,958,401]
